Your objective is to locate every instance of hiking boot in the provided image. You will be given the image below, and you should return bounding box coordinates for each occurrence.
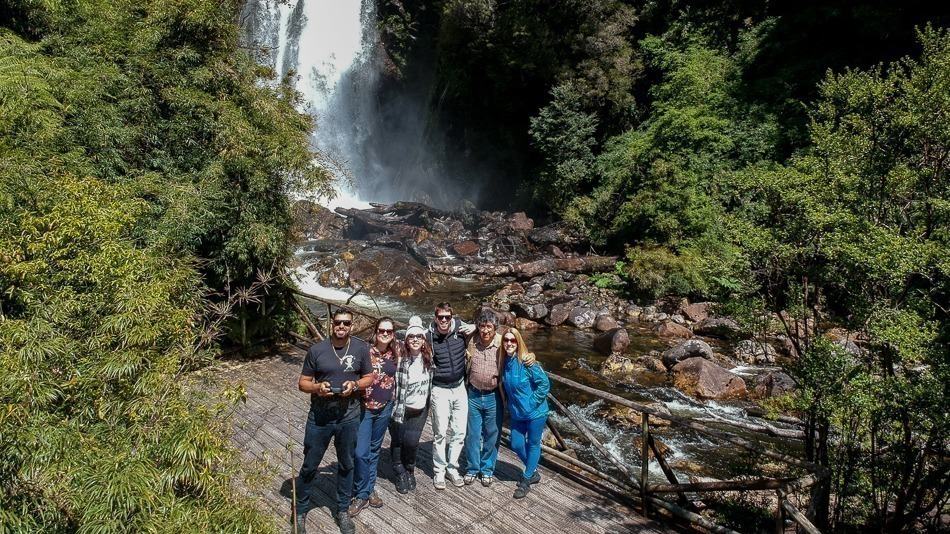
[336,511,356,534]
[293,512,307,534]
[347,498,368,518]
[407,471,417,491]
[446,471,465,488]
[434,475,446,490]
[463,473,477,485]
[368,491,383,508]
[525,472,541,485]
[395,472,410,494]
[513,478,531,499]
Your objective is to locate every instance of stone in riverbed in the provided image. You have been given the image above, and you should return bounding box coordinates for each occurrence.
[545,299,576,326]
[594,314,619,331]
[734,339,778,364]
[514,317,541,332]
[634,356,667,373]
[593,328,629,355]
[654,321,693,339]
[566,306,597,328]
[753,371,796,398]
[510,300,548,321]
[662,339,715,368]
[672,357,747,400]
[680,301,715,323]
[599,402,672,428]
[451,240,480,256]
[693,317,743,339]
[508,212,535,231]
[347,246,430,297]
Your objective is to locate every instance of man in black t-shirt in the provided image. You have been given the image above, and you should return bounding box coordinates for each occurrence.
[295,309,373,534]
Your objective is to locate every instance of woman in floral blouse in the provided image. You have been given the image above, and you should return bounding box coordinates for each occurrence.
[349,316,402,517]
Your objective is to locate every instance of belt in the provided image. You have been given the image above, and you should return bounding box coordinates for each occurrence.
[433,377,464,389]
[467,383,497,394]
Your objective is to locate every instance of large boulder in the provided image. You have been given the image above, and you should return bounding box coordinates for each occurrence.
[347,246,430,297]
[694,317,743,339]
[662,339,715,368]
[593,328,630,355]
[654,321,693,339]
[508,212,535,231]
[672,357,747,400]
[510,300,549,321]
[292,200,347,240]
[567,306,597,328]
[753,371,796,398]
[594,314,619,332]
[734,339,778,365]
[680,302,715,323]
[545,299,576,326]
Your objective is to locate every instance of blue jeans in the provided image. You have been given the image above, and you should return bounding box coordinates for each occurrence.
[463,386,502,477]
[353,402,393,499]
[295,408,359,515]
[509,416,546,479]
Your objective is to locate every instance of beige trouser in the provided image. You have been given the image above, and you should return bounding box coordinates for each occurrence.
[429,382,468,478]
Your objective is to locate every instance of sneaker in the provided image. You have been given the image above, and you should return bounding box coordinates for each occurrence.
[446,471,465,488]
[463,473,477,485]
[525,472,541,485]
[407,471,417,491]
[434,475,446,490]
[293,512,308,534]
[347,498,368,518]
[336,511,356,534]
[513,479,531,499]
[480,475,493,487]
[368,491,383,508]
[395,472,410,494]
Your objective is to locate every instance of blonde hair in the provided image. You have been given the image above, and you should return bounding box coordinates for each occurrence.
[502,327,531,363]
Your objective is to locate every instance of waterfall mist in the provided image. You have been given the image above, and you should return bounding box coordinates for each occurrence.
[239,0,477,209]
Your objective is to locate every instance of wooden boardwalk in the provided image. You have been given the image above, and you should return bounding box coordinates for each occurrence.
[219,346,675,533]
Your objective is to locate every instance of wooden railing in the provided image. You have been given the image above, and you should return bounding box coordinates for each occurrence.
[290,289,825,534]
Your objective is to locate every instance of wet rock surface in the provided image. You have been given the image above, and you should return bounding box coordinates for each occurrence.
[672,357,747,400]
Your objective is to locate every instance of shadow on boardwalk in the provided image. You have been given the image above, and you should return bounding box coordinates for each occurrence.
[217,346,676,534]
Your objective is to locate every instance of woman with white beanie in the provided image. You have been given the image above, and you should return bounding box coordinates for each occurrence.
[387,316,434,493]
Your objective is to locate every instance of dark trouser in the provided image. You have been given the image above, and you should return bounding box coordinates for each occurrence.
[353,402,393,499]
[388,404,429,475]
[295,408,359,515]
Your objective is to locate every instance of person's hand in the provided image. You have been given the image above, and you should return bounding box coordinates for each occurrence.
[315,381,333,397]
[341,380,358,397]
[459,323,476,336]
[523,352,536,366]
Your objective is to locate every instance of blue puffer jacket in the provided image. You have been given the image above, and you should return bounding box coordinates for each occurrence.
[501,355,550,421]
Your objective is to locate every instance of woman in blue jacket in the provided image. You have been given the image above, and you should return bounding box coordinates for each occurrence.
[500,327,550,499]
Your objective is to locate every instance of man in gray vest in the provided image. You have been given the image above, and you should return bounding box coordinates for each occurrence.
[427,302,475,489]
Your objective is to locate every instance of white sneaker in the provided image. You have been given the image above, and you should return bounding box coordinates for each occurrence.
[446,471,465,488]
[434,475,446,490]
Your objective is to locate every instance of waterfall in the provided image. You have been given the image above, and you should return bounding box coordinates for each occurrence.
[241,0,470,209]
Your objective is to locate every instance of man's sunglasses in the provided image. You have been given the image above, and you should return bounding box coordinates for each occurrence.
[333,319,352,326]
[436,314,452,321]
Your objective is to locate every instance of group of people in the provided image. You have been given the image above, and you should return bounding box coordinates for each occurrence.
[293,303,552,534]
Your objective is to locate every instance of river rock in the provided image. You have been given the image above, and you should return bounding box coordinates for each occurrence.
[594,314,619,331]
[292,200,348,240]
[514,317,541,332]
[510,300,548,321]
[680,302,714,323]
[753,371,796,398]
[601,353,635,377]
[734,339,778,364]
[625,305,642,322]
[525,283,544,298]
[599,402,672,428]
[451,240,480,256]
[545,299,576,326]
[347,246,430,297]
[693,317,743,339]
[662,339,715,368]
[654,321,693,339]
[508,212,535,231]
[567,306,596,328]
[593,328,629,355]
[672,357,747,400]
[634,355,667,373]
[670,314,686,325]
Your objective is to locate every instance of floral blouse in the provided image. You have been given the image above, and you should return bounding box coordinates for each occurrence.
[363,342,401,410]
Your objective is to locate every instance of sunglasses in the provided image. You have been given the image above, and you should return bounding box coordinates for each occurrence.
[333,319,352,326]
[407,334,425,340]
[376,328,394,335]
[502,337,517,343]
[436,314,452,321]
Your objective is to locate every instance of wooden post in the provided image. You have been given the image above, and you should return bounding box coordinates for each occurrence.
[649,434,693,508]
[640,411,650,515]
[291,298,323,340]
[240,313,247,353]
[325,302,332,334]
[775,489,785,534]
[546,419,571,451]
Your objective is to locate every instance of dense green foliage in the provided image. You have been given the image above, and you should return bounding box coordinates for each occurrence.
[1,0,329,530]
[378,1,949,530]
